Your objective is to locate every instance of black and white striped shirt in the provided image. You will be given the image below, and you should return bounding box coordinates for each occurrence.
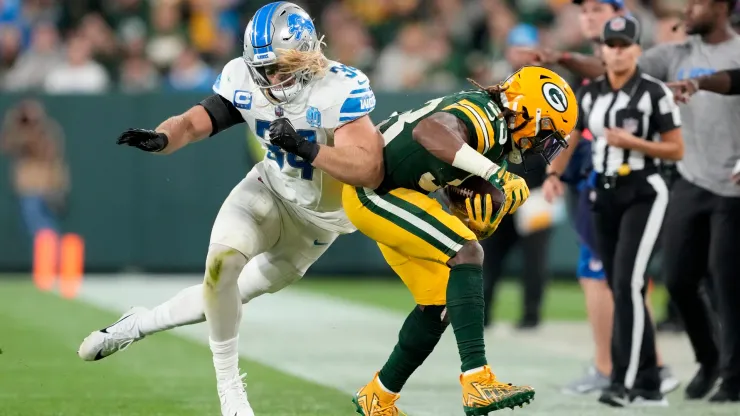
[576,69,682,175]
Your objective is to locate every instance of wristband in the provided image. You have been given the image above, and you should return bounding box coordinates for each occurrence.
[452,143,500,179]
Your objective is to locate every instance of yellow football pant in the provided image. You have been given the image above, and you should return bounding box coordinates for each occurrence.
[342,185,477,305]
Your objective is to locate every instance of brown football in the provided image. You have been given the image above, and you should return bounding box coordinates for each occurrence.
[443,176,505,221]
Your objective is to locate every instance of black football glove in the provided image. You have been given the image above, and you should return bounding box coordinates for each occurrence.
[268,117,319,163]
[116,128,169,152]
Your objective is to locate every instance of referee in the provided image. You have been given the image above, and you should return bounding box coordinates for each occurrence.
[544,16,684,406]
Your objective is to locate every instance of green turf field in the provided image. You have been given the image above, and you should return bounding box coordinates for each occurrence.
[296,277,670,322]
[0,276,698,416]
[0,280,352,416]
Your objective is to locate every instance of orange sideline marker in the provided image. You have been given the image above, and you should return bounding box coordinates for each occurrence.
[33,229,58,291]
[59,233,84,299]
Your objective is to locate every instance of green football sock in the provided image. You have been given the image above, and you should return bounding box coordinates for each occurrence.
[446,264,487,372]
[377,305,447,393]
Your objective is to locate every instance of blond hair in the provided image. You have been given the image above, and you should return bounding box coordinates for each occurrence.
[275,37,329,77]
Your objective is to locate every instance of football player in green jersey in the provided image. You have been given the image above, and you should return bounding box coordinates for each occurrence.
[268,66,578,415]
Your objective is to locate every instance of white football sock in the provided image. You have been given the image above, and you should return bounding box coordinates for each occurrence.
[131,253,294,337]
[210,336,241,381]
[463,366,486,376]
[376,376,398,394]
[138,284,206,336]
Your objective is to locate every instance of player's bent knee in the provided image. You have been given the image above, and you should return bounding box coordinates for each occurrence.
[204,243,248,291]
[447,240,484,267]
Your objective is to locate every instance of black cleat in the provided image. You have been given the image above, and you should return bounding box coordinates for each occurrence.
[598,384,629,407]
[629,388,668,407]
[685,365,720,400]
[708,384,740,403]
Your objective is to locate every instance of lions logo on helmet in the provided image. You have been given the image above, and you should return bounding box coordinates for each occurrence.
[500,65,578,166]
[287,13,315,41]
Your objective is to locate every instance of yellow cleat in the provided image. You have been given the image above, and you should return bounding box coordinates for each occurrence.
[460,366,535,415]
[352,373,405,416]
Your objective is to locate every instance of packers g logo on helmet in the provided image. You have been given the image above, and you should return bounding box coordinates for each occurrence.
[542,82,568,113]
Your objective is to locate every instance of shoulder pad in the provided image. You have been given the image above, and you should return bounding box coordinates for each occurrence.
[213,58,255,111]
[310,61,376,128]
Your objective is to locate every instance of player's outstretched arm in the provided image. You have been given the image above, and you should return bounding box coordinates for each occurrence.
[560,52,607,79]
[269,115,384,189]
[117,95,245,155]
[510,47,606,80]
[668,69,740,101]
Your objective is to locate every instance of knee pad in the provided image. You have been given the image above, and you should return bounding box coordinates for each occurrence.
[204,243,248,291]
[238,255,303,303]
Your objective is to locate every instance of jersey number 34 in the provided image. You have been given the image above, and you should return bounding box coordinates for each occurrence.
[256,119,316,180]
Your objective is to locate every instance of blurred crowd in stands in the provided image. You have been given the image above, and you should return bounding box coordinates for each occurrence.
[0,0,738,94]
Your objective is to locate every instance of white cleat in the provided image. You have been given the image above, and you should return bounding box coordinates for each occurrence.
[78,307,147,361]
[218,373,255,416]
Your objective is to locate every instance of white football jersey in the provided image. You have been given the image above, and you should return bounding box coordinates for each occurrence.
[213,58,376,234]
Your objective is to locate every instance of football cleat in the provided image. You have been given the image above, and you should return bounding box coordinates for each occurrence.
[218,373,255,416]
[78,307,147,361]
[352,373,404,416]
[460,366,535,415]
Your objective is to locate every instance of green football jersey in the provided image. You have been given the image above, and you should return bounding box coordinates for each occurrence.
[377,90,510,194]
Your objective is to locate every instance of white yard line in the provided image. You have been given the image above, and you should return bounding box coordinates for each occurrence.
[77,275,722,416]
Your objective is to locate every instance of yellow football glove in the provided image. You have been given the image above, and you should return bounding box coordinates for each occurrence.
[501,170,530,214]
[464,193,498,240]
[466,161,531,239]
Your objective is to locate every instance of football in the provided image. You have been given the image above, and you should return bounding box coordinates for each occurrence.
[443,176,505,222]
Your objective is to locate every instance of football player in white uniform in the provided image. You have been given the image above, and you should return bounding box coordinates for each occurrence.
[77,3,383,415]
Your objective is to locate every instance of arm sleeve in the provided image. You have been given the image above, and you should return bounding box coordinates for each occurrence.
[638,44,676,81]
[198,94,245,136]
[651,82,682,133]
[728,68,740,95]
[439,98,499,154]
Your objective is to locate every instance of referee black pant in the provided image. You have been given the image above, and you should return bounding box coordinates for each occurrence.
[481,214,551,326]
[591,170,669,390]
[663,178,740,389]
